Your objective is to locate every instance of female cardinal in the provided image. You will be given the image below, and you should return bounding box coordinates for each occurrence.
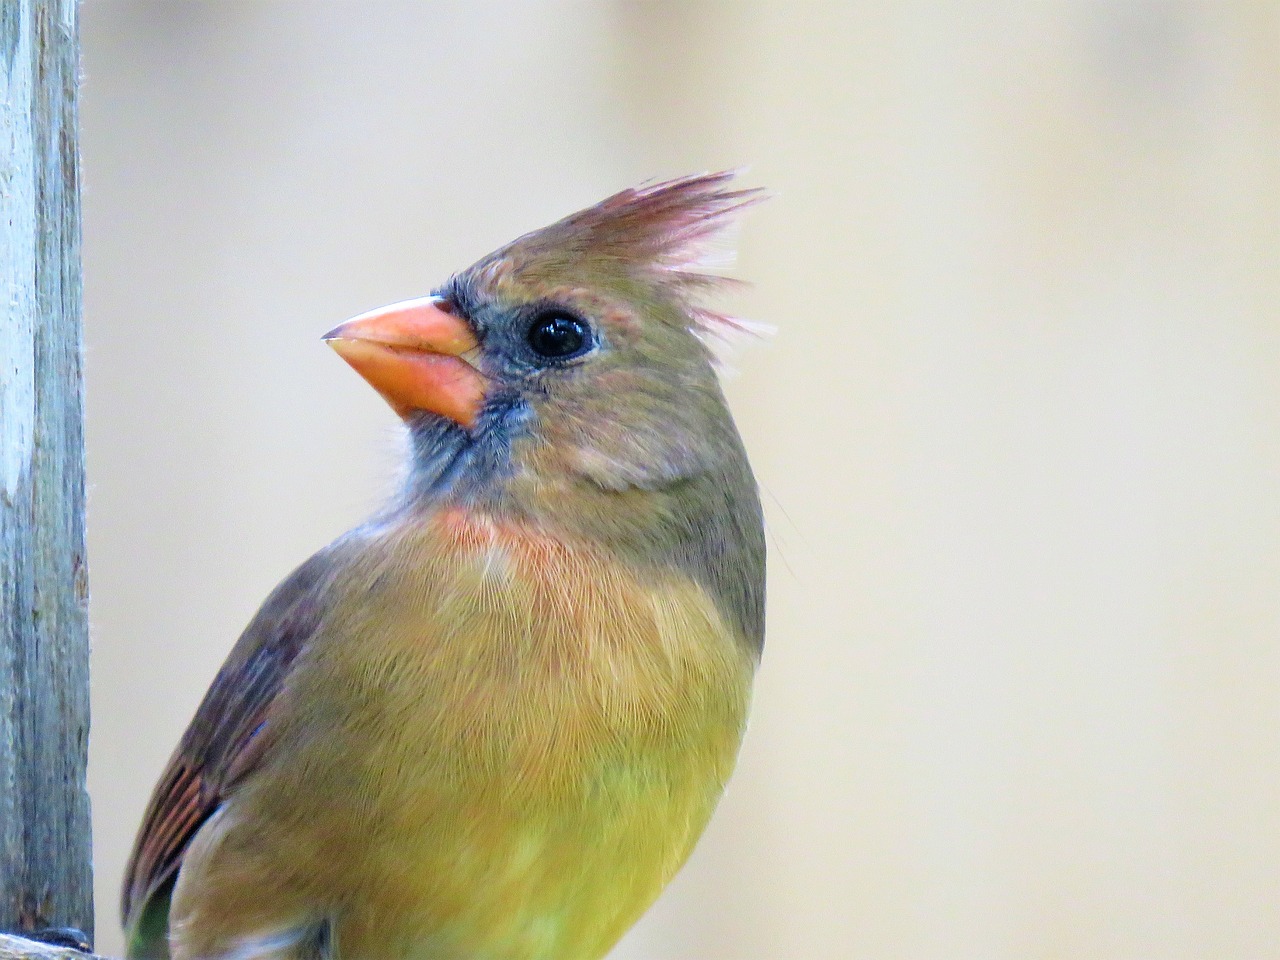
[122,173,766,960]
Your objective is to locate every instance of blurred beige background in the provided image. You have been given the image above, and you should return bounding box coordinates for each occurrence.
[81,2,1280,958]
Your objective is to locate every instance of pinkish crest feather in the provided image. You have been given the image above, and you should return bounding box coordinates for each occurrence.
[486,171,766,338]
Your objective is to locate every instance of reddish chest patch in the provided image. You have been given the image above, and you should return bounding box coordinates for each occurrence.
[432,507,578,579]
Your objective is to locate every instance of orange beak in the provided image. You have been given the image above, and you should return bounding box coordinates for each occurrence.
[323,297,485,428]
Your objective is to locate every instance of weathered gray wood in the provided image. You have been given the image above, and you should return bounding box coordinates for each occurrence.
[0,933,102,960]
[0,0,93,943]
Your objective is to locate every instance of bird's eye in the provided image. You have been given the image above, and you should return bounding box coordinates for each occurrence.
[526,310,593,361]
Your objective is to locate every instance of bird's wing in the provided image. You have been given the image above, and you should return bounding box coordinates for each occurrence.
[121,547,340,948]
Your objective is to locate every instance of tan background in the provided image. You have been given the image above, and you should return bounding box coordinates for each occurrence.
[82,3,1280,958]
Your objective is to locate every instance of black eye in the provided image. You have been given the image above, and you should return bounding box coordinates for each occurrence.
[526,310,592,360]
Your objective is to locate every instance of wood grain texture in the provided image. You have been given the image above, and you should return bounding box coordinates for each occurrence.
[0,0,93,942]
[0,933,101,960]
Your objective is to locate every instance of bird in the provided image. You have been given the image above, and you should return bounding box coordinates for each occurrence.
[121,172,767,960]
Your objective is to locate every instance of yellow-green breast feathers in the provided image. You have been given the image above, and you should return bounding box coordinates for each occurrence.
[166,512,754,960]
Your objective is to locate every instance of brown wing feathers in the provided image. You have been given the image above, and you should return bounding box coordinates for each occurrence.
[122,552,336,928]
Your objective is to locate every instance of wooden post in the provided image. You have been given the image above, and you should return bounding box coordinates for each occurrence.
[0,0,94,945]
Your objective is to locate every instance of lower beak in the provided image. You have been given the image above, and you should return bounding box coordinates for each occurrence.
[323,297,485,428]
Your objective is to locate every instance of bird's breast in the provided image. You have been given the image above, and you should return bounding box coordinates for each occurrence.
[232,507,755,959]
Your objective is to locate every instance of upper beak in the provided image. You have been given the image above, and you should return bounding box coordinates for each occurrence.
[323,297,485,428]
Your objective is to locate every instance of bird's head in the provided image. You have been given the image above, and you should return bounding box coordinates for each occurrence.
[325,172,767,647]
[325,171,764,513]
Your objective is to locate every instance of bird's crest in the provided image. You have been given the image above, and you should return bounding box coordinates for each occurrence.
[481,171,767,338]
